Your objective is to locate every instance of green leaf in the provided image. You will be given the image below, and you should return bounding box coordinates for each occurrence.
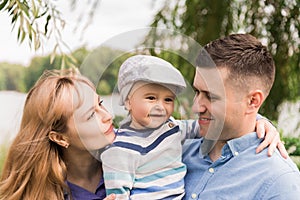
[11,12,18,24]
[0,0,9,10]
[45,14,51,34]
[28,28,32,41]
[34,38,40,50]
[50,44,58,64]
[20,30,26,43]
[17,26,21,40]
[19,2,29,17]
[7,0,16,11]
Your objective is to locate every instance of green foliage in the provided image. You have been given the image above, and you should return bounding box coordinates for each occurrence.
[24,55,61,90]
[23,47,90,91]
[0,46,129,94]
[147,0,300,121]
[113,115,125,129]
[96,52,135,95]
[283,137,300,156]
[239,0,300,120]
[0,63,26,92]
[0,0,100,68]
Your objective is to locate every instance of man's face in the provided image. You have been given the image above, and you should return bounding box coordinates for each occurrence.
[192,67,245,140]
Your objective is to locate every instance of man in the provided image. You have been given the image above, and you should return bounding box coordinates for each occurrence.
[183,34,300,199]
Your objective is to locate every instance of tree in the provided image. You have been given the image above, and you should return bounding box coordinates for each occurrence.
[0,0,99,68]
[146,0,300,120]
[0,63,26,92]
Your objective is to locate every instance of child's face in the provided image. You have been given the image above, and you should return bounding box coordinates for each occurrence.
[126,83,175,129]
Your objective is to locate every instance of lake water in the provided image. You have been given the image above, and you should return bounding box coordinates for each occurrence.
[0,91,25,144]
[0,91,299,145]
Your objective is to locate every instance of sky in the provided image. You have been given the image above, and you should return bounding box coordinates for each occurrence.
[0,0,161,66]
[0,0,163,144]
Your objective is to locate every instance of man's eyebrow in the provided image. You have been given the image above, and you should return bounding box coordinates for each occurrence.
[192,86,220,98]
[192,85,199,92]
[192,85,207,93]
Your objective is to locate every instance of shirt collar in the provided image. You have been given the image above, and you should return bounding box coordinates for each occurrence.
[64,178,106,200]
[226,132,263,157]
[199,132,263,159]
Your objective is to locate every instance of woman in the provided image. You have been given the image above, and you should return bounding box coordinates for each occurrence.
[0,69,116,200]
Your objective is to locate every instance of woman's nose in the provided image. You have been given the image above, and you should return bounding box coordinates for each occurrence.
[100,107,113,122]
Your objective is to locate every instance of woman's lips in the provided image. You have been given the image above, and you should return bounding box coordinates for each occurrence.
[104,124,114,135]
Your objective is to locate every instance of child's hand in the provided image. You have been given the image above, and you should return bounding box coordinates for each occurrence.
[255,119,288,159]
[104,194,116,200]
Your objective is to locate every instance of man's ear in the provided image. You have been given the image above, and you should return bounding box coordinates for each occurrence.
[246,90,264,114]
[48,131,70,148]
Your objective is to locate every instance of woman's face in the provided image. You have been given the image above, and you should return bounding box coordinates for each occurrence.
[67,82,115,151]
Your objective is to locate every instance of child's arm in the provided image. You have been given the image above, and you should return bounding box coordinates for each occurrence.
[178,115,287,157]
[255,118,288,158]
[101,147,136,199]
[176,119,200,142]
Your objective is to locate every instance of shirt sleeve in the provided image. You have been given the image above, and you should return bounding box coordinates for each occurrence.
[101,146,139,199]
[258,171,300,199]
[176,119,200,142]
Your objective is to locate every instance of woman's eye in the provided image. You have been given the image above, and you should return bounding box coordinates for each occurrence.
[87,112,95,120]
[98,99,103,106]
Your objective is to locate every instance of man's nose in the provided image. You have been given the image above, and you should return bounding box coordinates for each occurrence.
[192,93,208,114]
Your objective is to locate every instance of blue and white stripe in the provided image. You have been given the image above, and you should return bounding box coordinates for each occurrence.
[101,118,199,199]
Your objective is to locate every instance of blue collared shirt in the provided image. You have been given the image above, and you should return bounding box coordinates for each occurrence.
[182,132,300,200]
[65,178,106,200]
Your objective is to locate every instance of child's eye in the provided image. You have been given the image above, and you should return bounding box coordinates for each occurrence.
[165,98,174,102]
[146,96,156,100]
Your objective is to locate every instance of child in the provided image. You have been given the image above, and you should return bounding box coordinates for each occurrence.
[101,55,198,199]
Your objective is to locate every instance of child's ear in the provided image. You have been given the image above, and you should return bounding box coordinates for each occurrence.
[124,99,131,111]
[48,131,70,148]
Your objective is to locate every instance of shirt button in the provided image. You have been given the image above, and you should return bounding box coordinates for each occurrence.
[234,151,239,156]
[209,167,214,173]
[168,122,175,128]
[191,193,197,199]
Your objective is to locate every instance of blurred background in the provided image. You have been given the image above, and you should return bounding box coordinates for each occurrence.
[0,0,299,171]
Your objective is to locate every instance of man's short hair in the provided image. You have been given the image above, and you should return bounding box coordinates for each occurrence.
[196,33,275,96]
